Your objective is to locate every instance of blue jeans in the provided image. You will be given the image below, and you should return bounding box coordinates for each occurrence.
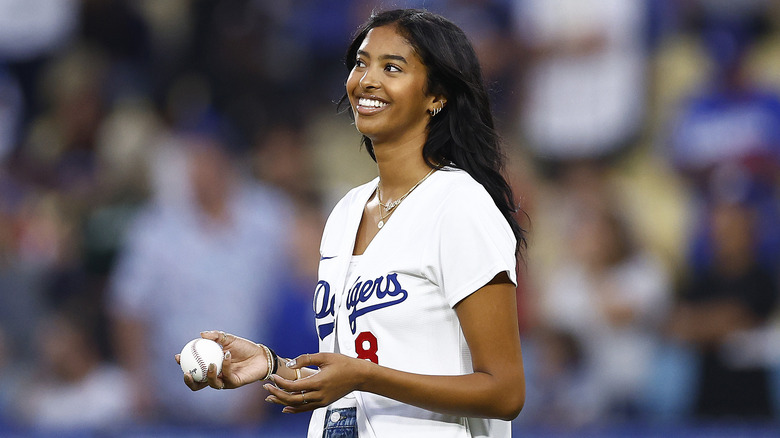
[322,407,358,438]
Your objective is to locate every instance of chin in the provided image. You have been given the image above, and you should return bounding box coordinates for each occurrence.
[354,120,381,139]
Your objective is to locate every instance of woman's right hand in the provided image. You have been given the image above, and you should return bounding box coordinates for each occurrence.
[174,330,270,391]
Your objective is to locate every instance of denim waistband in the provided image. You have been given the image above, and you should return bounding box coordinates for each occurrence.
[322,406,358,438]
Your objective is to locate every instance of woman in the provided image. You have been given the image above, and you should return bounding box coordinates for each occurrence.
[177,9,526,437]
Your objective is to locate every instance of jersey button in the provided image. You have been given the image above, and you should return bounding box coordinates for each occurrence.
[330,411,341,423]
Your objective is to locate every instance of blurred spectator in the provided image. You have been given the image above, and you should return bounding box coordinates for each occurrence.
[266,195,324,360]
[251,122,317,202]
[666,7,780,271]
[510,0,649,172]
[14,306,132,431]
[534,189,673,423]
[668,179,780,420]
[107,131,295,426]
[0,185,74,366]
[17,45,109,201]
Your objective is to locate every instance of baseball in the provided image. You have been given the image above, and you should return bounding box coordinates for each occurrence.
[179,338,224,382]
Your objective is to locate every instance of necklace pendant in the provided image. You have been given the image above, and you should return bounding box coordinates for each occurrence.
[377,219,384,229]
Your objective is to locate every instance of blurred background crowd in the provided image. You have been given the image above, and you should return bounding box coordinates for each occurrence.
[0,0,778,436]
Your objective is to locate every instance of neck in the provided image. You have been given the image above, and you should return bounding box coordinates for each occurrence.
[373,133,432,200]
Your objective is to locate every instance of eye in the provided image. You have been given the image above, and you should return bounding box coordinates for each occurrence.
[385,64,401,73]
[355,58,367,68]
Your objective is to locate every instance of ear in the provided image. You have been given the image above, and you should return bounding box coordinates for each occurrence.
[427,95,447,115]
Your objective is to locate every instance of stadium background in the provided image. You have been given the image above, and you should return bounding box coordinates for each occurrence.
[0,0,779,436]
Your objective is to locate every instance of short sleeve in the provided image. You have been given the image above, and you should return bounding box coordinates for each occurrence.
[428,184,518,308]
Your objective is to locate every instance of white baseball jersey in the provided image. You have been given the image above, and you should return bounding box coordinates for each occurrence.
[308,167,518,438]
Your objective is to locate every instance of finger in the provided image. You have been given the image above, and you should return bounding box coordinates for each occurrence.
[200,330,221,342]
[269,373,309,394]
[174,354,181,365]
[202,330,235,347]
[282,404,318,414]
[264,382,306,404]
[288,352,321,369]
[220,350,233,377]
[264,392,287,407]
[183,372,208,391]
[206,362,225,390]
[264,383,319,408]
[219,350,237,387]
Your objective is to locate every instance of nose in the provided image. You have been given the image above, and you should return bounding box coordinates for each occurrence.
[359,67,379,90]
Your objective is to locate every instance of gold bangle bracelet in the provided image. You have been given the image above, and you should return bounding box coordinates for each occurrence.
[258,344,273,380]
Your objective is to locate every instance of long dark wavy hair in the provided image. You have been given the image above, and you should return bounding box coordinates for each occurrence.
[339,9,527,255]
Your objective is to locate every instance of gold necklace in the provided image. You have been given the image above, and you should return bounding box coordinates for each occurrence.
[376,167,436,229]
[376,203,393,229]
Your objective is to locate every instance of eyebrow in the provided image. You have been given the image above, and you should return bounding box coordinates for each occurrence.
[357,50,408,64]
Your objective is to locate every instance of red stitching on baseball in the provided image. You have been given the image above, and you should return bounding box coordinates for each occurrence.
[192,339,208,379]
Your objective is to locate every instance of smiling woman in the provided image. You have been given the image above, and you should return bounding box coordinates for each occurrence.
[176,9,527,438]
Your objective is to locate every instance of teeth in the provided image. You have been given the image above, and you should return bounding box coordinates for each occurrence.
[359,98,387,108]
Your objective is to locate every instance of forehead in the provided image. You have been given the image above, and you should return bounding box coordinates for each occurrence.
[359,25,420,62]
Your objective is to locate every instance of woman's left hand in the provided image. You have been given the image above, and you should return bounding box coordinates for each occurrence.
[263,352,370,413]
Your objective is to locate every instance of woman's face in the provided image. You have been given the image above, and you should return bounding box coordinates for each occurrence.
[346,25,436,146]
